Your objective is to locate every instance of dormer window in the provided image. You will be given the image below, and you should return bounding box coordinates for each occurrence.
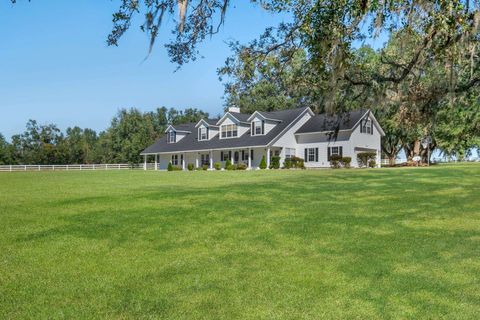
[251,120,264,136]
[221,124,238,138]
[198,127,208,141]
[167,130,176,143]
[360,118,373,135]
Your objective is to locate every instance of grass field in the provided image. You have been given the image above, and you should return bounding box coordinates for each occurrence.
[0,164,479,319]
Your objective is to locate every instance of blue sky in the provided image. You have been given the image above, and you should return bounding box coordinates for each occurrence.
[0,1,290,139]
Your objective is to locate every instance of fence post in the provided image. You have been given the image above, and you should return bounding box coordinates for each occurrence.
[93,164,95,170]
[53,165,55,171]
[10,165,12,172]
[24,165,26,171]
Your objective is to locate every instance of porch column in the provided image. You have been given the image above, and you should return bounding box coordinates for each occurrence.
[182,153,186,170]
[209,150,213,170]
[248,148,252,169]
[232,150,235,165]
[154,154,158,171]
[144,154,147,171]
[266,147,271,169]
[195,154,199,168]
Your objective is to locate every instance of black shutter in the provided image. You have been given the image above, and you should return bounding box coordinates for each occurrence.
[251,122,254,134]
[370,121,373,135]
[221,151,224,161]
[304,148,308,162]
[250,149,254,160]
[242,150,245,161]
[360,120,364,133]
[229,151,232,160]
[327,147,331,161]
[315,148,319,162]
[207,127,209,139]
[339,146,343,158]
[262,120,265,134]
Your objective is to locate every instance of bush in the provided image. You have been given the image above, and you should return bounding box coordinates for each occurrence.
[357,152,377,168]
[202,164,209,171]
[225,159,234,170]
[259,155,267,169]
[214,162,222,170]
[270,156,280,169]
[283,156,305,169]
[330,154,342,169]
[369,160,377,168]
[236,163,247,170]
[167,162,173,171]
[341,157,352,168]
[187,163,194,171]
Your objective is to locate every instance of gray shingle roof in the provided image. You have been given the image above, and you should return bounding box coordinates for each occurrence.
[227,112,250,123]
[142,107,310,154]
[295,109,368,134]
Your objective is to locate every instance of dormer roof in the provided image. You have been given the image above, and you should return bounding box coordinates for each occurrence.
[247,111,282,122]
[195,118,219,128]
[164,124,192,134]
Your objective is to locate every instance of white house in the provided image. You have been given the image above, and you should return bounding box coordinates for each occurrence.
[141,107,384,170]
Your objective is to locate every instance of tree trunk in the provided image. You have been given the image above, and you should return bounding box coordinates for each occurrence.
[388,156,396,166]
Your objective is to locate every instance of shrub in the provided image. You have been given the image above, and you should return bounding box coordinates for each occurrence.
[369,160,377,168]
[236,163,247,170]
[259,155,267,169]
[202,164,209,171]
[270,156,280,169]
[167,162,173,171]
[341,157,352,168]
[330,154,342,169]
[187,163,194,171]
[357,152,377,168]
[225,159,234,170]
[214,162,222,170]
[284,156,305,169]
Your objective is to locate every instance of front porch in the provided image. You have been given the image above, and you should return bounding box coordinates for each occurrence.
[143,147,282,170]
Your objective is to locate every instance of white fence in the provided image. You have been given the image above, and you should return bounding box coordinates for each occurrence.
[0,163,157,172]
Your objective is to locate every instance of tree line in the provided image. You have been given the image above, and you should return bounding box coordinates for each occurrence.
[0,107,209,165]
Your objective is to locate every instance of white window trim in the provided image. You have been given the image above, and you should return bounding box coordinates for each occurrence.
[308,148,316,162]
[251,120,264,136]
[198,127,208,141]
[168,130,176,143]
[285,148,295,159]
[331,146,340,156]
[220,124,238,139]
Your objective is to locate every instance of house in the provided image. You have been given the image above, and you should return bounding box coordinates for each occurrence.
[141,106,384,170]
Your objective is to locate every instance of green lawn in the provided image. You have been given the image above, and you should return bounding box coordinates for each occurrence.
[0,165,479,319]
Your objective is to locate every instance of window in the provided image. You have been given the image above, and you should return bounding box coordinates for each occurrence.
[241,150,249,161]
[308,148,316,162]
[198,127,208,141]
[285,148,295,160]
[221,151,231,161]
[251,120,264,135]
[361,119,373,135]
[171,154,178,165]
[304,148,318,162]
[221,124,238,138]
[201,154,210,165]
[167,130,176,143]
[327,146,343,160]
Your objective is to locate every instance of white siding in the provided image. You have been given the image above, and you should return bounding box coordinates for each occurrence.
[271,111,313,165]
[349,115,382,167]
